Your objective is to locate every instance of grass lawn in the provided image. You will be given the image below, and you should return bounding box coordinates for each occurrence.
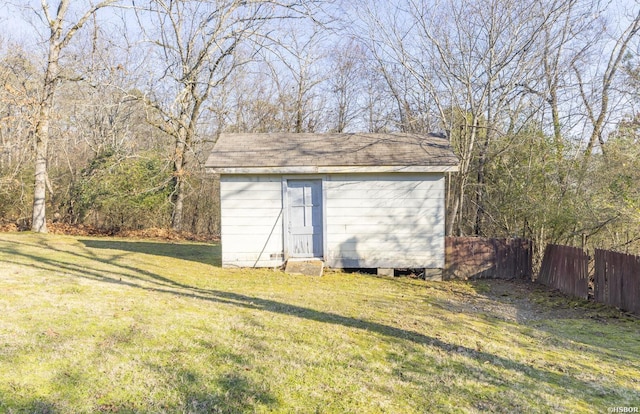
[0,233,638,413]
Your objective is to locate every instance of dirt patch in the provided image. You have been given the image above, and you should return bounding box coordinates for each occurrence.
[441,279,633,324]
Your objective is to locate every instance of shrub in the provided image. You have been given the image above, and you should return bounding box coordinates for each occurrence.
[70,150,172,231]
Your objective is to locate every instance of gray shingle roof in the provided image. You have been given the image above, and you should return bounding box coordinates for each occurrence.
[206,133,459,171]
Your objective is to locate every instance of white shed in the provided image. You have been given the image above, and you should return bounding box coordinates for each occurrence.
[205,132,459,274]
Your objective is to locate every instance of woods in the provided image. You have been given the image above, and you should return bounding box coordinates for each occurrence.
[1,0,639,253]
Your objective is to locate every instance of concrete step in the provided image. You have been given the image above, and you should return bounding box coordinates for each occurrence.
[284,259,324,276]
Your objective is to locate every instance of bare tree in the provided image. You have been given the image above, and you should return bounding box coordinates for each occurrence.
[28,0,118,233]
[577,7,640,162]
[0,43,38,175]
[355,0,553,235]
[262,22,330,133]
[0,42,40,222]
[133,0,324,231]
[326,40,365,132]
[532,0,590,156]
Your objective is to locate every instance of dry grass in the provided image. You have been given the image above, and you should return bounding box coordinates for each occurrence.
[0,232,638,413]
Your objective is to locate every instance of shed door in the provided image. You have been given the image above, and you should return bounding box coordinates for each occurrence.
[287,180,323,258]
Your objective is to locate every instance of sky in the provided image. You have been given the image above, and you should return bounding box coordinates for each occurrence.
[1,0,639,51]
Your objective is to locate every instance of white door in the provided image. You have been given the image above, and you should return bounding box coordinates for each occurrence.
[287,180,323,258]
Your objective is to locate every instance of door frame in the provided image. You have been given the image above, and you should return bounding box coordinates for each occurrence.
[282,176,327,261]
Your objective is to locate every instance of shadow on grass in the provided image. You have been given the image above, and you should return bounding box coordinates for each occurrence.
[0,358,276,414]
[1,236,638,409]
[78,239,222,267]
[175,371,278,413]
[0,397,59,414]
[9,245,637,400]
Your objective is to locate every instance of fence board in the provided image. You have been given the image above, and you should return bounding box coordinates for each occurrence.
[537,244,589,299]
[444,237,532,280]
[594,249,640,314]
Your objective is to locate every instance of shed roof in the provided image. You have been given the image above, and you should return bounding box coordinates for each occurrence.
[206,132,459,174]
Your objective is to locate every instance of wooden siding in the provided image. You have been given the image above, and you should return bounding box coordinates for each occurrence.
[220,176,283,267]
[324,173,445,268]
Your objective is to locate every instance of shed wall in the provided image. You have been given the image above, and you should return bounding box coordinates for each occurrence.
[324,173,445,269]
[219,173,446,269]
[220,175,283,267]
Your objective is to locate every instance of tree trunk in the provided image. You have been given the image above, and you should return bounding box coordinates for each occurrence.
[32,120,49,233]
[171,177,185,231]
[30,0,116,232]
[32,33,61,233]
[170,136,187,231]
[446,175,462,236]
[474,119,492,236]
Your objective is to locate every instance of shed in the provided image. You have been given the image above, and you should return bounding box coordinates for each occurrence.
[205,132,459,274]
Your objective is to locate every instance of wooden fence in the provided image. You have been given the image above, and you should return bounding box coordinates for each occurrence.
[446,238,640,314]
[537,244,589,299]
[444,237,532,280]
[594,249,640,314]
